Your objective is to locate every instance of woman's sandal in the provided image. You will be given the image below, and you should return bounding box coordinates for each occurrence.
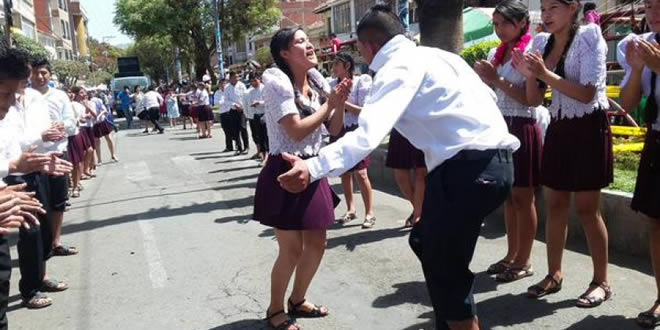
[637,300,660,328]
[23,292,52,309]
[496,265,534,283]
[71,189,80,198]
[527,274,563,299]
[288,298,329,319]
[337,212,357,225]
[42,278,69,292]
[265,309,299,330]
[576,281,612,308]
[487,259,512,275]
[53,244,79,256]
[403,212,415,228]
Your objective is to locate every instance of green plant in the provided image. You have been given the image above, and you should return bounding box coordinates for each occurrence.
[460,40,499,67]
[611,151,641,193]
[12,32,50,59]
[87,70,113,86]
[255,46,273,67]
[52,60,89,87]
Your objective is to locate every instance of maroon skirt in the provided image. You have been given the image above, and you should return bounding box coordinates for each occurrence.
[386,129,426,169]
[80,127,95,150]
[93,121,113,138]
[506,116,543,187]
[253,154,340,230]
[632,129,660,219]
[67,134,86,165]
[540,110,613,191]
[197,105,214,122]
[329,124,371,172]
[189,105,199,119]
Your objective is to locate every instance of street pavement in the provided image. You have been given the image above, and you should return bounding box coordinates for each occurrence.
[6,123,656,330]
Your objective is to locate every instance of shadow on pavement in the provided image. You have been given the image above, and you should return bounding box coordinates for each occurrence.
[401,311,435,330]
[218,173,259,183]
[169,136,199,141]
[564,315,635,330]
[190,151,224,156]
[326,227,410,252]
[208,318,268,330]
[214,214,253,225]
[478,293,574,328]
[208,165,261,174]
[198,154,244,161]
[60,196,254,236]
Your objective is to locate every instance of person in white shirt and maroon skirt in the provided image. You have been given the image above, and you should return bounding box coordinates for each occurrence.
[253,27,351,330]
[618,1,660,326]
[513,0,612,308]
[278,6,518,330]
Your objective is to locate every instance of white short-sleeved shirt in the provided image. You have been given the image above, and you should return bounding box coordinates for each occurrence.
[143,91,163,109]
[262,68,326,156]
[618,32,660,131]
[531,24,609,119]
[487,47,538,119]
[197,90,210,105]
[329,74,373,127]
[245,84,265,119]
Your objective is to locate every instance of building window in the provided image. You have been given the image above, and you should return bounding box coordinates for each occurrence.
[354,0,376,23]
[22,21,36,40]
[332,2,350,34]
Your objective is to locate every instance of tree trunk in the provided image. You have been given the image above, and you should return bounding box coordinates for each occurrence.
[415,0,464,53]
[190,23,213,84]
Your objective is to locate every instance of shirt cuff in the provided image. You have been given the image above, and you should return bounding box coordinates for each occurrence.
[0,160,9,180]
[305,157,326,182]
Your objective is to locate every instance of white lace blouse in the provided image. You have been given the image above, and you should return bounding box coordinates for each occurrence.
[487,47,537,119]
[531,24,609,119]
[617,32,660,131]
[262,67,330,156]
[328,74,373,127]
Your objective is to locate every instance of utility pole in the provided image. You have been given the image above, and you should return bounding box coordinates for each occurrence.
[398,0,409,33]
[214,0,225,80]
[3,0,13,47]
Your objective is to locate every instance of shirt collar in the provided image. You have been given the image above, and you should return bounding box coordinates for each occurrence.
[369,34,415,73]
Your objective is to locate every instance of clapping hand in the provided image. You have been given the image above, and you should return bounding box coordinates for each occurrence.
[41,122,66,142]
[328,78,352,108]
[523,51,548,79]
[277,153,310,193]
[474,60,499,84]
[626,40,645,72]
[0,184,43,234]
[512,48,535,79]
[41,153,73,176]
[636,39,660,74]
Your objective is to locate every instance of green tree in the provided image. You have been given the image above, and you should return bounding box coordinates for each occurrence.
[124,35,176,84]
[52,60,89,87]
[415,0,464,53]
[114,0,280,84]
[12,32,50,59]
[87,70,113,87]
[255,46,273,67]
[89,37,124,73]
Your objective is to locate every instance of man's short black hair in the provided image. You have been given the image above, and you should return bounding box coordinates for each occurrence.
[0,44,31,81]
[229,71,238,78]
[356,4,404,47]
[31,56,52,73]
[123,85,130,90]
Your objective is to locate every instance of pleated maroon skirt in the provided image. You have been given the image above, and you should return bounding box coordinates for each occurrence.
[93,121,113,138]
[329,124,371,172]
[540,110,613,191]
[67,134,86,165]
[253,154,340,230]
[506,116,543,187]
[385,129,425,169]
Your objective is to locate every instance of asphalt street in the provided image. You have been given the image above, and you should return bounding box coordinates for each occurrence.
[6,124,656,330]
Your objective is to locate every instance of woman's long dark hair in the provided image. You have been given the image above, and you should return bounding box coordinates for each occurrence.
[539,0,581,88]
[270,27,325,117]
[334,52,355,78]
[495,0,530,44]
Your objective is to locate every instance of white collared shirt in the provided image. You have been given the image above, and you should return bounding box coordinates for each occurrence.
[305,35,520,181]
[225,81,247,111]
[329,74,373,127]
[0,107,24,179]
[16,89,54,153]
[245,84,265,119]
[214,89,229,114]
[143,91,163,109]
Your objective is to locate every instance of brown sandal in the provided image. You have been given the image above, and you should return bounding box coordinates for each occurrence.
[496,265,534,283]
[265,309,299,330]
[527,274,563,299]
[487,259,512,275]
[288,298,329,318]
[576,281,612,308]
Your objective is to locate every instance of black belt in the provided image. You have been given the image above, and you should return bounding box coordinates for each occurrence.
[449,149,512,162]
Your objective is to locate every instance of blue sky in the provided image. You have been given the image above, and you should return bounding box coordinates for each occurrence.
[79,0,133,46]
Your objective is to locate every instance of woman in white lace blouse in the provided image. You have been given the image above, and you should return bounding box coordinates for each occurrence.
[474,0,542,284]
[617,0,660,326]
[513,0,612,308]
[252,27,351,330]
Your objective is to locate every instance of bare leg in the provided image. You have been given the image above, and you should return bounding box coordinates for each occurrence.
[355,169,374,217]
[103,134,118,161]
[52,211,64,247]
[341,174,355,215]
[511,187,538,268]
[503,197,519,263]
[393,169,414,206]
[289,230,329,314]
[412,168,427,223]
[94,138,102,165]
[268,230,303,329]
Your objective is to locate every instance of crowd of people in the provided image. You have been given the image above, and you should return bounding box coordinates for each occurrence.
[2,0,660,329]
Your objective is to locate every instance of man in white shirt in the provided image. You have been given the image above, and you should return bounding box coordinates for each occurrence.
[215,79,234,152]
[30,57,79,258]
[225,72,249,155]
[278,6,519,330]
[142,85,164,134]
[0,46,73,316]
[245,76,267,161]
